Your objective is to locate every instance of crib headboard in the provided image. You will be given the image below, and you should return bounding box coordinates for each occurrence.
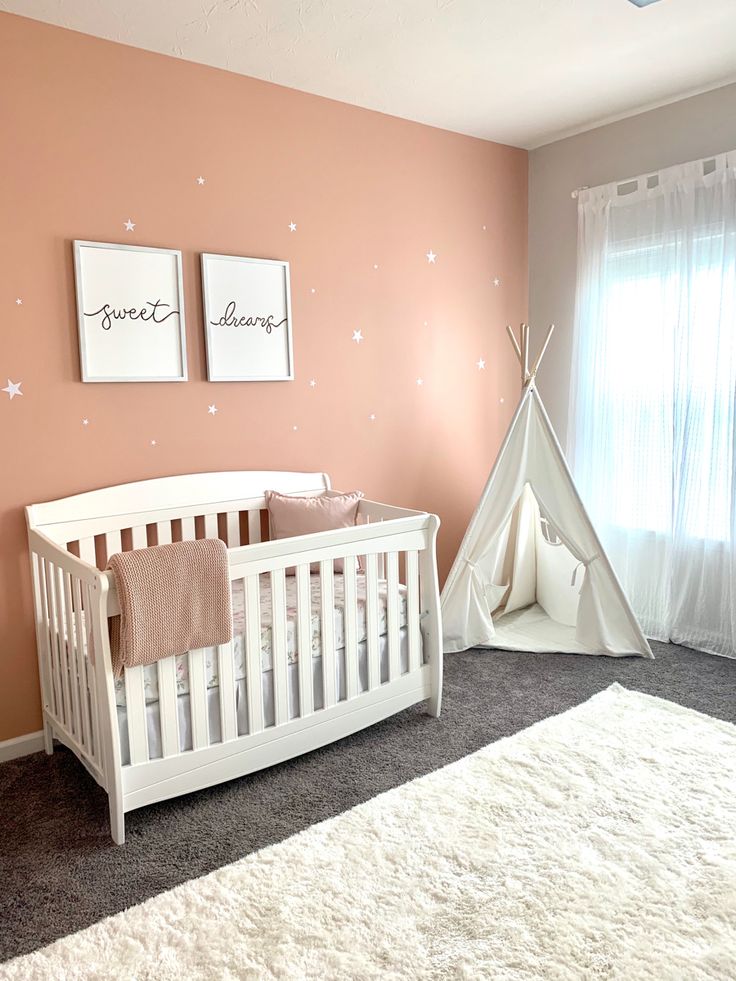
[26,470,331,568]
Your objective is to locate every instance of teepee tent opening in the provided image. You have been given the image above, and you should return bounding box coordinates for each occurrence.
[441,324,652,659]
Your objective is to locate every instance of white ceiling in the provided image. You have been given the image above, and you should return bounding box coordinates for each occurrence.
[3,0,736,148]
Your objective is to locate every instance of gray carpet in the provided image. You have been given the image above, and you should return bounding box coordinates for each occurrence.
[2,640,735,962]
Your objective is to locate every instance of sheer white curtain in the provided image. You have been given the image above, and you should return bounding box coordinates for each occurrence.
[569,151,736,657]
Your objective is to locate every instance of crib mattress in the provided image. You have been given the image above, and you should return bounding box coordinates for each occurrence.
[114,572,408,707]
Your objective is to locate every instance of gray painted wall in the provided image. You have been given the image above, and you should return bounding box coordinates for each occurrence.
[529,82,736,443]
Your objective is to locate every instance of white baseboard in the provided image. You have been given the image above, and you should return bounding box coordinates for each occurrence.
[0,730,45,763]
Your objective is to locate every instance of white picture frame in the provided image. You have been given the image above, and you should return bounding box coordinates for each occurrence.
[73,240,187,383]
[201,253,294,382]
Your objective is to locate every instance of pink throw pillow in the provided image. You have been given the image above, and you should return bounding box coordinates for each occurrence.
[265,490,363,574]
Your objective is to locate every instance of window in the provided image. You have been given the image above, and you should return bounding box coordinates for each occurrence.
[569,153,736,656]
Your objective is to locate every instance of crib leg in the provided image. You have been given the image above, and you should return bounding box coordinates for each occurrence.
[109,794,125,845]
[420,515,443,720]
[427,646,443,718]
[43,719,54,755]
[428,686,442,718]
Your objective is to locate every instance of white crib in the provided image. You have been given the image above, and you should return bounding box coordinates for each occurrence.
[25,471,442,844]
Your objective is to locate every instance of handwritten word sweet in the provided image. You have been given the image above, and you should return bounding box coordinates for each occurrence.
[84,300,180,331]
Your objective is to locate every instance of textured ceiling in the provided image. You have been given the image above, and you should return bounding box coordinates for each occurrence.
[3,0,736,148]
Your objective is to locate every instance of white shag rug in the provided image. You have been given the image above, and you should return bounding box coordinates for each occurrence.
[4,684,736,981]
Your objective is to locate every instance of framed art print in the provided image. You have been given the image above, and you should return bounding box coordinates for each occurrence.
[73,240,187,382]
[201,253,294,382]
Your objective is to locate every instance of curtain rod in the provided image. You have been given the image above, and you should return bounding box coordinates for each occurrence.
[570,176,651,200]
[570,149,733,200]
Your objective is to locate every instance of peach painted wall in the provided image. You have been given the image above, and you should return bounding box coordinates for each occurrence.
[0,12,527,742]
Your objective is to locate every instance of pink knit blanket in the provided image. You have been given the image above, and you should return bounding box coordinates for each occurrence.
[108,539,233,678]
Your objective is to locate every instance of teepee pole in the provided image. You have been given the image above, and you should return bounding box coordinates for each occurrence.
[506,323,522,362]
[506,324,521,361]
[507,322,555,387]
[530,323,555,379]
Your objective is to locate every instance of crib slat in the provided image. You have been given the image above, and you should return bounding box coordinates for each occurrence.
[295,564,313,718]
[245,575,264,734]
[386,551,401,682]
[156,521,173,546]
[125,665,149,765]
[36,556,57,717]
[52,565,73,728]
[188,649,209,750]
[180,516,196,541]
[157,657,179,758]
[217,641,237,742]
[320,560,337,709]
[130,525,147,550]
[81,583,101,762]
[406,550,421,673]
[72,576,93,753]
[52,563,70,724]
[105,530,122,563]
[44,561,65,725]
[78,537,97,568]
[365,553,381,690]
[270,570,289,726]
[343,554,359,700]
[62,571,82,739]
[204,513,218,539]
[32,555,54,719]
[378,547,386,581]
[54,565,74,726]
[226,512,241,547]
[248,510,262,545]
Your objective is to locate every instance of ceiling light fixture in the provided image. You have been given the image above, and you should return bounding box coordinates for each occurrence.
[628,0,663,7]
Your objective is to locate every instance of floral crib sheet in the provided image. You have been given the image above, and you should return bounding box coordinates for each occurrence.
[114,573,408,706]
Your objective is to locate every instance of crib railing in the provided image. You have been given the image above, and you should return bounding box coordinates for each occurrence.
[63,497,272,569]
[113,509,439,770]
[27,533,105,782]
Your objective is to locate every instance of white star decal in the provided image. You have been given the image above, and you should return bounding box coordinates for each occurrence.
[492,277,501,287]
[82,418,89,426]
[2,379,22,399]
[196,176,206,185]
[369,413,376,422]
[352,329,363,343]
[288,221,297,232]
[292,425,298,431]
[309,379,317,388]
[15,298,22,305]
[426,250,437,264]
[150,439,157,446]
[423,321,428,326]
[500,397,505,404]
[124,219,136,231]
[416,378,424,386]
[310,288,316,294]
[208,404,218,415]
[477,358,486,370]
[482,225,487,231]
[373,264,379,270]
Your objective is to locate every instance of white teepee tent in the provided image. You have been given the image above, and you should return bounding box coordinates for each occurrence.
[442,324,652,658]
